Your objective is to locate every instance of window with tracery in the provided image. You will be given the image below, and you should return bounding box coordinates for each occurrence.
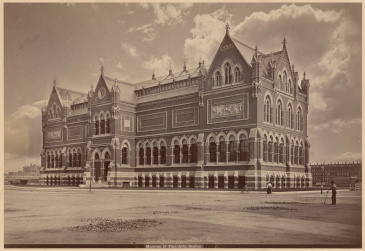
[224,62,232,84]
[234,67,240,82]
[264,96,272,123]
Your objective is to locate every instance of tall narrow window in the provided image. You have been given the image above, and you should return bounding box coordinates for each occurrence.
[51,153,54,168]
[106,114,110,134]
[268,141,273,162]
[283,71,288,92]
[122,144,128,165]
[160,142,166,165]
[95,116,99,135]
[224,62,232,84]
[219,136,226,162]
[276,100,283,126]
[73,151,77,167]
[174,141,180,164]
[288,79,292,94]
[59,151,62,167]
[78,150,82,167]
[263,137,268,162]
[139,144,144,165]
[190,139,197,163]
[69,151,72,167]
[288,104,293,129]
[234,67,240,82]
[264,96,272,123]
[100,114,105,134]
[153,143,158,165]
[209,137,216,162]
[239,134,249,161]
[215,71,221,86]
[297,107,303,131]
[146,143,151,165]
[182,140,188,164]
[278,75,282,90]
[229,135,236,161]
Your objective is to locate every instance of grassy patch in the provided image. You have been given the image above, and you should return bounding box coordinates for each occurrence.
[70,218,164,232]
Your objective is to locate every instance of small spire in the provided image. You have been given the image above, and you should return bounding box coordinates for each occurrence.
[254,45,258,57]
[100,65,105,76]
[53,78,57,87]
[282,38,287,48]
[183,61,186,72]
[152,70,155,80]
[225,23,230,35]
[199,57,202,67]
[169,64,172,75]
[303,71,306,80]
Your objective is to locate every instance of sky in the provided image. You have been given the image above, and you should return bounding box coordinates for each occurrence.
[3,2,362,172]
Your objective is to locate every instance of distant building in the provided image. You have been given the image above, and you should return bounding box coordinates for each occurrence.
[7,163,41,184]
[311,162,362,187]
[40,25,311,189]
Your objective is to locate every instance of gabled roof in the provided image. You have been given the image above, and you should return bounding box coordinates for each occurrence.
[103,75,137,103]
[69,107,88,117]
[54,87,87,107]
[231,36,264,66]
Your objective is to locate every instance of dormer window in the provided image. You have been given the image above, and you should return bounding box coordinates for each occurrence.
[224,62,232,84]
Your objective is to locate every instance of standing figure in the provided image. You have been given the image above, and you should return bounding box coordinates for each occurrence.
[267,182,272,194]
[330,180,337,205]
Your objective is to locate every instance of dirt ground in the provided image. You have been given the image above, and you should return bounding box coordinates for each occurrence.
[4,185,362,247]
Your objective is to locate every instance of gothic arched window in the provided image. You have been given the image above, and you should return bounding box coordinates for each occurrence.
[234,67,240,82]
[264,96,272,123]
[276,100,283,126]
[160,142,166,165]
[224,62,232,84]
[229,135,236,161]
[215,71,221,86]
[219,136,226,162]
[190,138,197,163]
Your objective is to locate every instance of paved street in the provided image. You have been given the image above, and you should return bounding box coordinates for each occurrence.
[4,185,362,247]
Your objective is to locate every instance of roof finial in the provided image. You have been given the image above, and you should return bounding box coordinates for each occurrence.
[199,57,202,67]
[53,78,57,87]
[292,64,295,72]
[255,45,258,57]
[303,71,306,80]
[152,70,156,80]
[100,65,105,76]
[169,64,172,75]
[225,23,230,35]
[282,38,287,48]
[183,61,186,72]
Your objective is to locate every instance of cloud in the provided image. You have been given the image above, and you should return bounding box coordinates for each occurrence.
[5,100,46,172]
[140,3,193,26]
[120,42,141,58]
[331,152,362,163]
[128,24,157,42]
[142,54,173,76]
[184,8,232,64]
[115,61,124,70]
[310,118,361,134]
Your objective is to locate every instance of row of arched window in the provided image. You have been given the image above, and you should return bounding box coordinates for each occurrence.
[46,148,84,168]
[213,62,242,87]
[94,112,111,135]
[262,136,306,165]
[278,71,292,94]
[207,134,249,163]
[48,103,61,120]
[264,95,303,131]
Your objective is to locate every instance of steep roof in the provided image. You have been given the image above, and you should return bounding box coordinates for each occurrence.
[55,87,87,107]
[103,76,137,103]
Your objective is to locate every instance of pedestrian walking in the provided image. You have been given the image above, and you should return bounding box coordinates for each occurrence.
[329,180,337,205]
[267,182,272,194]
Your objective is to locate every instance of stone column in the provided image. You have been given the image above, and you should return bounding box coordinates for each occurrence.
[236,140,240,163]
[170,146,174,165]
[224,172,228,189]
[143,148,147,166]
[225,142,229,164]
[214,172,218,188]
[188,145,191,165]
[179,145,183,165]
[205,144,210,164]
[142,175,145,188]
[156,173,160,188]
[234,171,239,189]
[91,158,95,181]
[178,172,182,188]
[100,159,105,181]
[186,172,190,187]
[158,147,161,166]
[215,143,219,165]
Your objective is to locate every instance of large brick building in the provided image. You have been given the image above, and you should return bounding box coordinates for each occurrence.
[40,25,311,189]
